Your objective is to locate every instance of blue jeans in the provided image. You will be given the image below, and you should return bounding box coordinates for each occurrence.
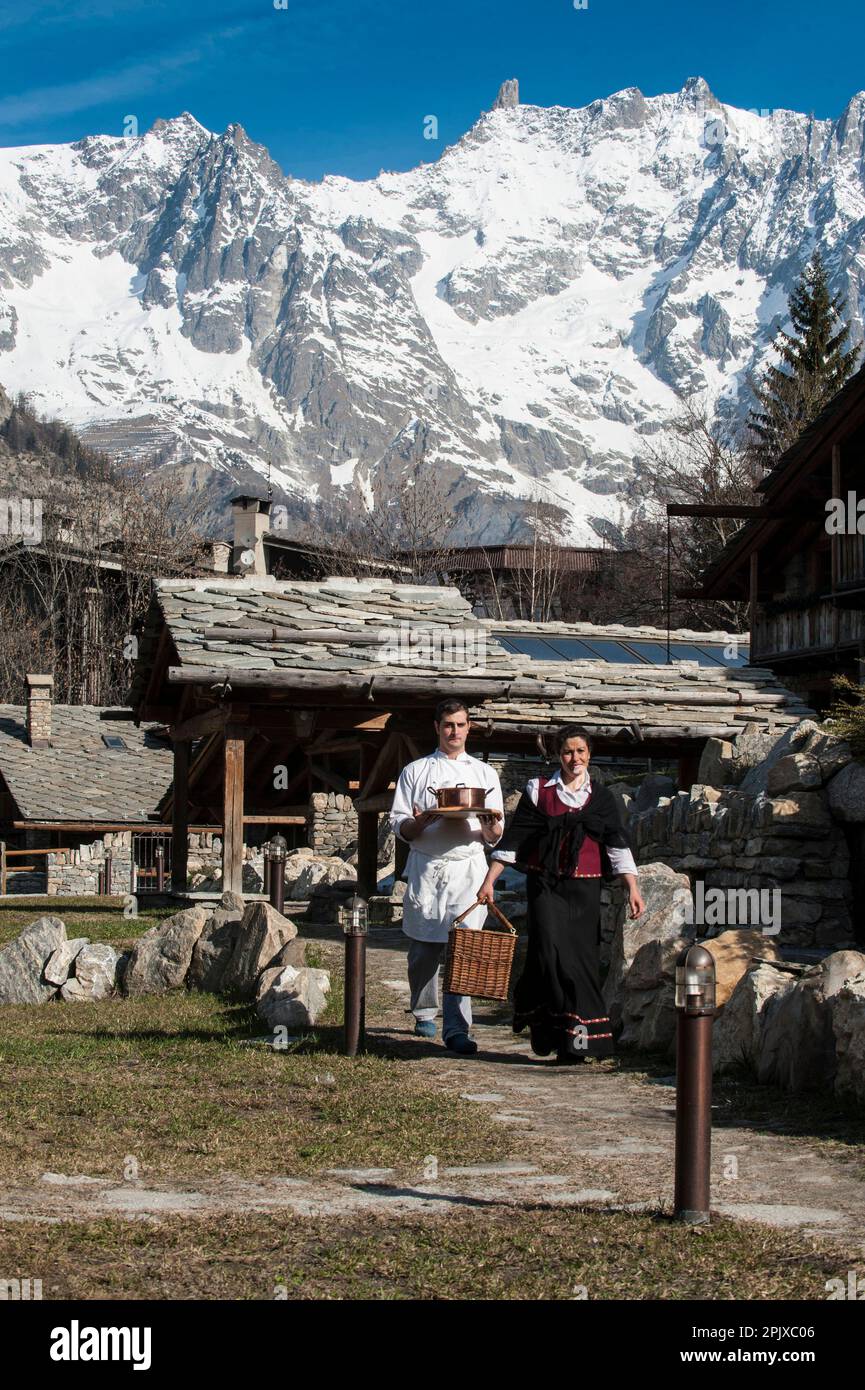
[407,938,473,1040]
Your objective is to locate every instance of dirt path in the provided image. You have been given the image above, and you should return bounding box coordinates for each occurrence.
[2,926,864,1257]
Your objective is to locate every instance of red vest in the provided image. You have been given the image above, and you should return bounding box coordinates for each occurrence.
[524,779,602,878]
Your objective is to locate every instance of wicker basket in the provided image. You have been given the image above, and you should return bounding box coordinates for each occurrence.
[443,899,518,1001]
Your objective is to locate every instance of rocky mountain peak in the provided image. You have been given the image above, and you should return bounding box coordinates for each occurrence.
[492,78,520,111]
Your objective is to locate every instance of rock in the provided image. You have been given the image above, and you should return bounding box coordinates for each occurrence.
[221,901,299,999]
[826,762,865,823]
[634,774,676,813]
[285,853,357,900]
[735,723,789,789]
[832,976,865,1108]
[0,916,67,1004]
[713,962,797,1075]
[61,943,119,1001]
[492,78,519,110]
[766,753,822,795]
[187,909,244,993]
[703,929,783,1010]
[123,906,209,996]
[698,738,734,787]
[266,938,309,971]
[44,937,90,987]
[618,934,688,1052]
[221,890,246,911]
[603,862,692,1029]
[256,964,331,1029]
[756,952,865,1092]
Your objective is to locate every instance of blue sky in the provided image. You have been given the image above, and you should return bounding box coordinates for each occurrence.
[0,0,862,181]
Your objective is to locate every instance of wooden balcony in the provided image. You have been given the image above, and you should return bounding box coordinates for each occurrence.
[753,597,865,664]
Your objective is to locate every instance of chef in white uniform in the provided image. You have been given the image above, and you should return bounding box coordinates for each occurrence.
[389,699,504,1055]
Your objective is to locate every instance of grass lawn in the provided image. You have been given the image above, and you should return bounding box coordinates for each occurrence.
[0,895,165,950]
[0,1206,851,1300]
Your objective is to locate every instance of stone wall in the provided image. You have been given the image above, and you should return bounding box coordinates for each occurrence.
[46,831,134,897]
[626,721,859,950]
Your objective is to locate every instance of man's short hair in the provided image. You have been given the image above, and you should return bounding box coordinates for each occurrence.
[434,698,470,723]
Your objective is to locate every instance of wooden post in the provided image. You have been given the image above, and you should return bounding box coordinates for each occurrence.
[748,552,759,655]
[677,752,701,793]
[222,727,246,899]
[356,811,379,899]
[172,740,190,893]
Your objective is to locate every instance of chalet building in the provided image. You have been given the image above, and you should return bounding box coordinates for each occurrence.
[127,574,808,900]
[689,362,865,710]
[0,676,174,894]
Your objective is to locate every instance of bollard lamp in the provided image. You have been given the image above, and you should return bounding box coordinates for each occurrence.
[675,943,716,1015]
[270,833,287,862]
[340,894,368,936]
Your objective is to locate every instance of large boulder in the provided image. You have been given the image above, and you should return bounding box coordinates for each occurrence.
[826,762,865,823]
[0,916,66,1004]
[698,738,734,787]
[766,753,822,796]
[832,976,865,1108]
[61,943,119,1002]
[220,901,298,999]
[44,937,89,988]
[284,853,357,900]
[703,929,783,1010]
[618,933,688,1053]
[187,908,244,993]
[123,906,209,996]
[756,951,865,1091]
[603,862,691,1029]
[256,964,331,1030]
[712,962,798,1074]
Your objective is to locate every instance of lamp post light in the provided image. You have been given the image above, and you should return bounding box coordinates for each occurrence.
[155,843,165,894]
[103,848,113,898]
[340,894,368,1057]
[268,834,287,913]
[673,943,717,1224]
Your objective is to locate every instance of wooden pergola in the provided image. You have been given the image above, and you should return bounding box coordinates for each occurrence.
[129,576,813,898]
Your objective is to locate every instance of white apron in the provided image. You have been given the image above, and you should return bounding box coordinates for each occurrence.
[402,842,489,943]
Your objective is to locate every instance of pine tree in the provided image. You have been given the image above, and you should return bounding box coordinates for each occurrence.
[748,250,860,467]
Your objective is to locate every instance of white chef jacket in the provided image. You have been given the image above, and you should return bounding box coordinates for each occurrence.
[491,769,638,877]
[390,749,505,943]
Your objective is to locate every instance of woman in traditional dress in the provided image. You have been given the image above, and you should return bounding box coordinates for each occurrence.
[477,724,644,1065]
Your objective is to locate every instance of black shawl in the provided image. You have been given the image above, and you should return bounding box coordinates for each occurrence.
[496,778,632,886]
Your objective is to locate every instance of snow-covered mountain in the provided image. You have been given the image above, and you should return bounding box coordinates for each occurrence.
[1,76,864,543]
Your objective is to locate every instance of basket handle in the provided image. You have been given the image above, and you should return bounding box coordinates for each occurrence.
[452,898,517,934]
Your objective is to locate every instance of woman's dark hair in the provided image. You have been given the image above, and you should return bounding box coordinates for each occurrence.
[554,723,593,755]
[435,698,470,722]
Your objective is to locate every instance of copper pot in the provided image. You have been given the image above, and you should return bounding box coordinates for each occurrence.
[429,783,489,810]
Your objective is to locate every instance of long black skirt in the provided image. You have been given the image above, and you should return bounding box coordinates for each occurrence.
[512,875,614,1057]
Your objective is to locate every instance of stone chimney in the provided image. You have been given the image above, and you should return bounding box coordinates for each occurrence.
[230,495,271,576]
[492,79,519,111]
[26,674,53,748]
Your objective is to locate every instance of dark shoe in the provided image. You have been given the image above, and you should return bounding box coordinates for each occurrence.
[554,1049,583,1066]
[529,1025,555,1057]
[414,1019,436,1039]
[444,1033,478,1056]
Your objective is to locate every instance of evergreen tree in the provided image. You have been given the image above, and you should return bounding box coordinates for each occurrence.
[748,250,860,467]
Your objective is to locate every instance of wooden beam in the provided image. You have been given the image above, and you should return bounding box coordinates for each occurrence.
[308,760,349,793]
[171,740,190,892]
[360,733,401,797]
[749,551,759,648]
[170,705,231,742]
[354,790,396,814]
[242,815,307,825]
[166,666,574,701]
[222,727,246,898]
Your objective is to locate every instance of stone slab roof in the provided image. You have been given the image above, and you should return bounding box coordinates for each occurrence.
[127,577,813,742]
[0,705,173,824]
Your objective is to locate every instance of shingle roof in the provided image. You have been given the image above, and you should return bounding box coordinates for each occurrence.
[0,705,173,823]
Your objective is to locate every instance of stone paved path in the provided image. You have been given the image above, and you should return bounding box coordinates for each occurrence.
[2,926,864,1257]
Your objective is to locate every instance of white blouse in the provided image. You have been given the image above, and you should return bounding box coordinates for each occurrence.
[491,769,638,876]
